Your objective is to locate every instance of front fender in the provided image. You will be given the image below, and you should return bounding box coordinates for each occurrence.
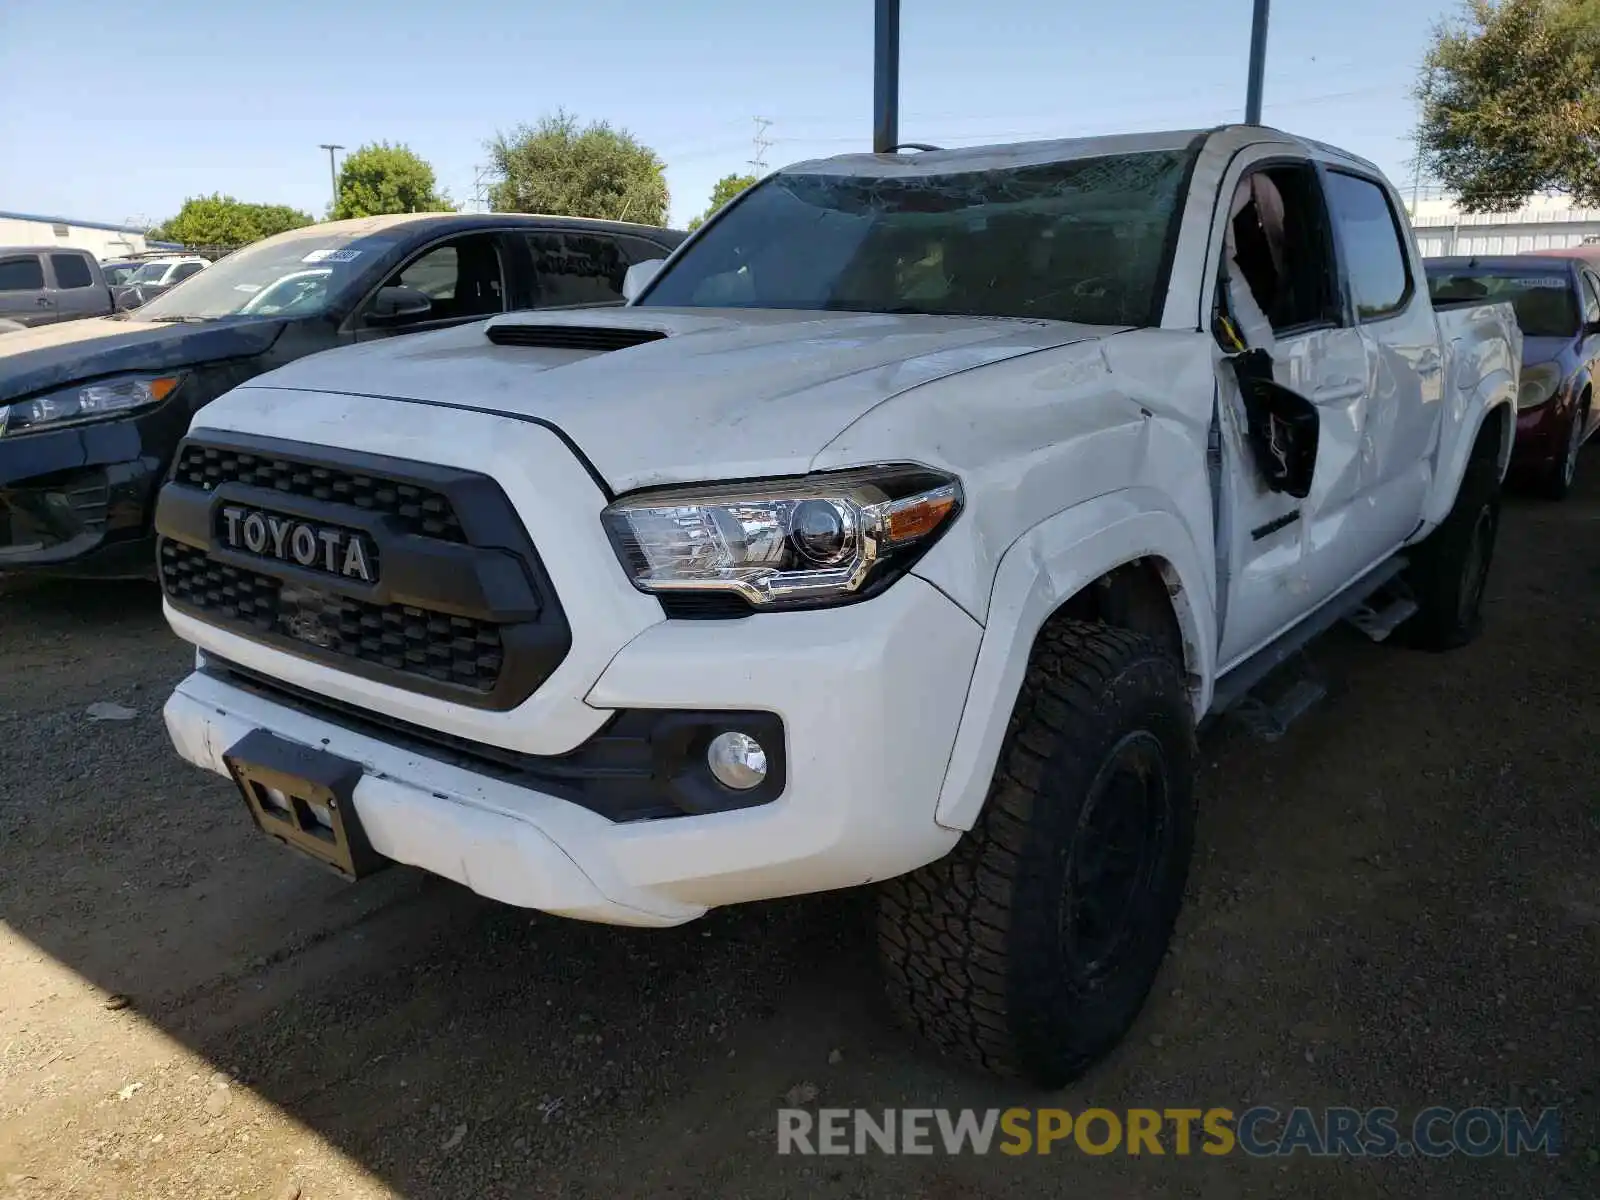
[932,490,1216,832]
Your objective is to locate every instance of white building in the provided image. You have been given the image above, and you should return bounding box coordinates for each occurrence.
[1405,190,1600,257]
[0,210,181,261]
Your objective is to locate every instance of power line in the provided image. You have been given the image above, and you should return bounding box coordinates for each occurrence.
[658,82,1402,179]
[766,78,1400,143]
[766,56,1375,128]
[763,84,1398,149]
[657,139,752,165]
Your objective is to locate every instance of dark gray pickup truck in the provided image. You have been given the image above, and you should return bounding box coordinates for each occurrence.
[0,247,117,331]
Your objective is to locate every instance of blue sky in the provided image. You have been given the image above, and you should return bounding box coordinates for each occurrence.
[0,0,1449,231]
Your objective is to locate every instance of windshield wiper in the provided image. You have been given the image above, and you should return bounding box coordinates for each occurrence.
[820,303,953,317]
[142,315,210,324]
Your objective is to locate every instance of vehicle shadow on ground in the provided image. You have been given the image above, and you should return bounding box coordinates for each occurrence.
[2,478,1598,1199]
[0,574,165,623]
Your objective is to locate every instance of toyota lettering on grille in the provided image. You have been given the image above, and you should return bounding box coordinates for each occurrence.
[219,506,377,583]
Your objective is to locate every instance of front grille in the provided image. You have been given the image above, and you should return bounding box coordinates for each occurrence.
[158,432,572,711]
[484,323,667,352]
[160,540,504,692]
[172,444,465,543]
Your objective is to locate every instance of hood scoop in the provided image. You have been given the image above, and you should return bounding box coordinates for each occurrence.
[484,322,669,352]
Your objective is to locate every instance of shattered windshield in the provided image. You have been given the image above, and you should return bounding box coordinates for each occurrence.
[639,148,1195,325]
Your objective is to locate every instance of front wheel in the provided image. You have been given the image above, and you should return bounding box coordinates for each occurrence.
[877,621,1195,1087]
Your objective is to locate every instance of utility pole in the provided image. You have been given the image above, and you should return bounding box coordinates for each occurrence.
[1244,0,1270,125]
[319,143,344,213]
[748,117,773,175]
[874,0,900,152]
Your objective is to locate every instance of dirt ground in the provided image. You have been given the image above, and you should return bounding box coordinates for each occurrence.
[1,466,1598,1200]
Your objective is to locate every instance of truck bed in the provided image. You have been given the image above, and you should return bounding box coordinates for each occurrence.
[1437,300,1523,409]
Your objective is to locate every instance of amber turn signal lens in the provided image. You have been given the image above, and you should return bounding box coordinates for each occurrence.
[149,376,183,403]
[884,486,960,544]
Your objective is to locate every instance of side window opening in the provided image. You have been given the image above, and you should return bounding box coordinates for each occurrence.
[49,253,94,289]
[1212,165,1330,499]
[618,234,675,265]
[396,245,460,300]
[0,256,46,292]
[1580,271,1600,326]
[378,234,506,321]
[1215,163,1339,349]
[1323,171,1413,321]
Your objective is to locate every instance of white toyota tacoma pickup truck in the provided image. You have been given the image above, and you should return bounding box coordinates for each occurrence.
[157,124,1520,1085]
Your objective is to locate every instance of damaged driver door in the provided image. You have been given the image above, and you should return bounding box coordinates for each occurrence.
[1209,155,1375,670]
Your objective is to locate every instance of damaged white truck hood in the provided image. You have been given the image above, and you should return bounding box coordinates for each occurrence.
[230,307,1124,491]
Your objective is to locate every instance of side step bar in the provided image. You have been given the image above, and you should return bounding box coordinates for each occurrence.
[1346,594,1419,643]
[1210,556,1409,714]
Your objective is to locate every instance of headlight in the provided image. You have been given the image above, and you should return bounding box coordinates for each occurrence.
[0,373,182,438]
[601,465,963,610]
[1517,362,1563,411]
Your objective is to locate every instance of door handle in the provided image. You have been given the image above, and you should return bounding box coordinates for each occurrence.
[35,296,52,307]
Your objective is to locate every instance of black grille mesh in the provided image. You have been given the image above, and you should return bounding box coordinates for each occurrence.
[160,540,503,692]
[172,444,466,543]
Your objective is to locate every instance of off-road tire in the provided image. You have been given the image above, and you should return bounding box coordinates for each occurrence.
[1399,433,1502,651]
[877,621,1195,1087]
[1539,399,1588,501]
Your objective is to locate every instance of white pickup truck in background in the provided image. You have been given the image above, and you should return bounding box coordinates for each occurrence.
[155,124,1520,1085]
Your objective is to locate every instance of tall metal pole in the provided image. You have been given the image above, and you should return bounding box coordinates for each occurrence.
[1244,0,1270,125]
[319,143,344,213]
[874,0,900,153]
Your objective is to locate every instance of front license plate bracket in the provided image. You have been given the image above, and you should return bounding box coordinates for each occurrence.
[223,728,388,881]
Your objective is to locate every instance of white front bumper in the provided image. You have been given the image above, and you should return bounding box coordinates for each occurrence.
[165,575,981,927]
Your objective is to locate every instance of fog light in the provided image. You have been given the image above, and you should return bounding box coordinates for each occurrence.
[707,731,768,790]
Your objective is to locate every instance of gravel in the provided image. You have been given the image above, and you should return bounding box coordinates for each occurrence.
[0,464,1596,1199]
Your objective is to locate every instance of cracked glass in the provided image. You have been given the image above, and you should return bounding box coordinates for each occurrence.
[641,148,1194,326]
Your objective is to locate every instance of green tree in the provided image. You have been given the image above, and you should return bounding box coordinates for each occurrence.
[1416,0,1600,211]
[149,195,314,252]
[487,110,669,225]
[687,173,759,231]
[331,141,453,219]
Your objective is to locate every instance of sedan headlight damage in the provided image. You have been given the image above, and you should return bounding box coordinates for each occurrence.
[1517,361,1564,411]
[0,374,182,438]
[602,466,963,610]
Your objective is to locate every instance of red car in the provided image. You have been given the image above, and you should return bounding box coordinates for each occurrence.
[1425,254,1600,499]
